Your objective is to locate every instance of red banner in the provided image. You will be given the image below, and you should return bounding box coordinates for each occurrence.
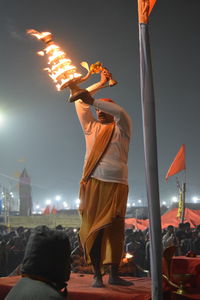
[165,144,186,181]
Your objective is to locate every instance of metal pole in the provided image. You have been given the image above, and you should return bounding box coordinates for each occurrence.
[139,23,163,300]
[3,187,8,226]
[181,182,186,223]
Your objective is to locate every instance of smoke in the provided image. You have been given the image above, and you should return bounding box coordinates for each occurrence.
[10,29,25,41]
[5,18,26,41]
[0,172,48,190]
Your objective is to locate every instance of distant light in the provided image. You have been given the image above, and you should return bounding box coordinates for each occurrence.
[73,228,77,233]
[55,195,61,201]
[138,199,142,204]
[63,201,68,208]
[75,198,80,205]
[127,203,131,208]
[75,198,80,208]
[45,199,52,205]
[162,201,167,206]
[192,196,199,203]
[172,196,178,203]
[36,205,40,209]
[132,202,136,206]
[0,113,5,127]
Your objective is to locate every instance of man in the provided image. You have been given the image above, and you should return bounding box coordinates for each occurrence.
[162,225,178,251]
[73,70,132,287]
[5,226,71,300]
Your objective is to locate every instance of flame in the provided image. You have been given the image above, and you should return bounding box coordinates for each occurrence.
[125,253,133,259]
[48,50,65,64]
[27,29,82,90]
[27,29,51,41]
[37,51,45,56]
[51,59,72,71]
[122,252,133,264]
[45,44,59,54]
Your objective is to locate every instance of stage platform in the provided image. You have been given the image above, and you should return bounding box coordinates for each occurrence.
[0,274,152,300]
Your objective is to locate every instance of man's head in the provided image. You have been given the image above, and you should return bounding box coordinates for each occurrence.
[21,226,71,285]
[178,223,185,230]
[185,222,191,229]
[167,225,174,233]
[96,98,114,124]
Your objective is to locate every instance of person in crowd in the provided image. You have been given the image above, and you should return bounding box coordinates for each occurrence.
[0,239,7,276]
[176,223,187,241]
[192,230,200,254]
[162,225,178,251]
[176,222,194,255]
[5,225,71,300]
[144,230,151,270]
[73,69,132,287]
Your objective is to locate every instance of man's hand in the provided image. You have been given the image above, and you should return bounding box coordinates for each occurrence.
[79,90,94,105]
[69,89,94,104]
[100,68,112,85]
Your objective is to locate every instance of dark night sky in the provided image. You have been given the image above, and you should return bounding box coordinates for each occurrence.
[0,0,200,209]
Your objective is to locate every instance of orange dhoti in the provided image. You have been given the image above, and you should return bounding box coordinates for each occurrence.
[79,178,128,266]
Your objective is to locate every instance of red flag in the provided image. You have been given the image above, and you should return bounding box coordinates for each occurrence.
[51,206,57,215]
[43,205,50,215]
[165,144,186,181]
[149,0,156,15]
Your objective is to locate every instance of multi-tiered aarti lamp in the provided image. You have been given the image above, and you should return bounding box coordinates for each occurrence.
[27,29,117,102]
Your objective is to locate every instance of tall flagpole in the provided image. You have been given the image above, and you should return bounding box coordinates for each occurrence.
[181,162,187,223]
[166,145,186,222]
[137,1,163,299]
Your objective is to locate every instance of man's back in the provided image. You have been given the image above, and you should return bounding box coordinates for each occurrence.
[5,277,64,300]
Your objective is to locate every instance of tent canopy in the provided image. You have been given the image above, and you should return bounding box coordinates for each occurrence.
[125,208,200,230]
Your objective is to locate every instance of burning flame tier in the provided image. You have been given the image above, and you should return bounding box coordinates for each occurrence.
[27,29,82,91]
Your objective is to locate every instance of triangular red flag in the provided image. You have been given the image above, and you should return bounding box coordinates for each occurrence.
[43,205,50,215]
[51,206,57,215]
[149,0,156,15]
[165,144,186,181]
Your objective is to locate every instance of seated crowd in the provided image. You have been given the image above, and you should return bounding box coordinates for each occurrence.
[1,222,200,280]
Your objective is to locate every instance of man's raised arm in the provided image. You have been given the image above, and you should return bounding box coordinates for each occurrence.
[74,71,110,133]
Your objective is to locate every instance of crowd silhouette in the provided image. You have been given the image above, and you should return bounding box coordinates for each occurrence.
[1,222,200,278]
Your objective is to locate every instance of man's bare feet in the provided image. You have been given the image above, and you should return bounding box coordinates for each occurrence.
[108,276,134,286]
[92,275,105,288]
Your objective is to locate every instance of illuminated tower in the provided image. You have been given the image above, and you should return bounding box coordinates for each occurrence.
[19,168,32,216]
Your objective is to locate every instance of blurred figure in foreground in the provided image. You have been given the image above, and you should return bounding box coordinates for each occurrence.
[5,225,71,300]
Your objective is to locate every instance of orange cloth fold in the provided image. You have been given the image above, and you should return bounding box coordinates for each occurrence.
[138,0,156,24]
[79,178,128,265]
[79,122,115,212]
